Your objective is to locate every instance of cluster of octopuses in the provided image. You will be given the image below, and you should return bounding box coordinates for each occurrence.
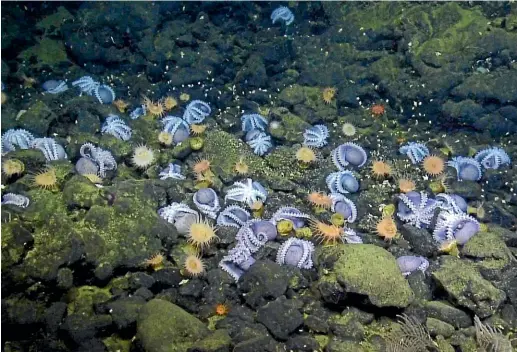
[1,71,513,283]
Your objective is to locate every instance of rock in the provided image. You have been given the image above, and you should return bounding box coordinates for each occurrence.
[325,338,366,352]
[304,314,329,334]
[256,296,303,340]
[16,100,57,136]
[330,244,414,307]
[56,267,74,289]
[62,313,112,344]
[285,335,319,352]
[238,260,289,309]
[188,329,232,352]
[137,299,209,352]
[399,224,437,257]
[426,317,455,338]
[461,230,513,271]
[232,336,281,352]
[329,314,365,341]
[432,256,506,318]
[451,70,517,104]
[44,302,67,334]
[107,296,146,330]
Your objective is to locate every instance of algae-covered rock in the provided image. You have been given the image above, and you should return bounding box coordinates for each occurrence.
[452,70,517,103]
[63,175,105,208]
[189,329,232,352]
[137,299,209,352]
[1,221,32,272]
[17,100,57,136]
[462,231,514,270]
[432,256,506,318]
[330,244,414,307]
[18,37,70,69]
[270,107,311,144]
[426,317,455,338]
[256,296,303,340]
[423,300,471,328]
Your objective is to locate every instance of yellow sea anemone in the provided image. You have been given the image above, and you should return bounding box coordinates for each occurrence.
[234,157,249,175]
[2,159,25,177]
[163,96,178,110]
[183,253,205,276]
[32,167,58,190]
[295,146,317,165]
[143,96,165,117]
[158,131,173,146]
[132,145,155,169]
[341,123,357,137]
[322,87,337,104]
[187,215,218,249]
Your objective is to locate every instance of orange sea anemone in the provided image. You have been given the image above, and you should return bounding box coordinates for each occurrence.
[376,216,398,241]
[214,303,229,316]
[307,192,332,210]
[192,158,211,174]
[370,104,385,117]
[322,87,337,104]
[143,253,165,271]
[310,219,344,245]
[396,176,416,193]
[422,155,445,176]
[371,160,392,179]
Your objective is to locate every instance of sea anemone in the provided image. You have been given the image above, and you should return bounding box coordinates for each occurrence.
[296,146,317,165]
[376,216,398,241]
[307,192,332,210]
[214,303,229,316]
[2,159,24,177]
[187,215,218,249]
[113,99,129,113]
[183,253,205,276]
[193,158,211,174]
[158,131,173,146]
[371,160,392,179]
[370,104,385,117]
[132,145,155,169]
[31,167,58,190]
[422,155,445,176]
[163,96,178,110]
[310,219,344,245]
[322,87,337,104]
[396,176,416,193]
[234,157,249,175]
[341,122,357,137]
[189,137,204,151]
[143,96,165,117]
[179,92,190,102]
[83,173,103,184]
[143,253,165,271]
[190,124,207,135]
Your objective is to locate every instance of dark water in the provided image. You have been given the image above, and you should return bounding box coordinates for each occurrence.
[1,2,516,351]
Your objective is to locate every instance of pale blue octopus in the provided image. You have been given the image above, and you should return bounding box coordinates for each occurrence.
[271,206,311,229]
[101,115,132,141]
[399,142,429,164]
[130,105,146,120]
[193,188,221,219]
[326,171,360,194]
[276,238,314,269]
[32,138,67,161]
[42,80,68,94]
[330,193,357,223]
[217,205,250,228]
[241,113,268,132]
[79,143,117,177]
[447,156,482,181]
[331,142,367,169]
[72,76,99,95]
[225,178,268,206]
[474,147,511,170]
[161,115,190,144]
[93,85,115,104]
[303,124,329,148]
[271,6,294,26]
[1,193,30,208]
[397,191,437,228]
[245,129,273,156]
[183,100,211,124]
[396,256,429,277]
[159,163,185,180]
[1,128,34,153]
[158,202,198,224]
[342,228,363,244]
[219,243,256,282]
[236,219,278,253]
[433,211,480,245]
[435,193,467,214]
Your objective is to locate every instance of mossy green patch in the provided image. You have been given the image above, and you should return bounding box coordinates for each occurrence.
[432,256,505,317]
[19,37,69,69]
[461,231,513,270]
[67,285,112,315]
[63,175,105,208]
[333,244,414,307]
[36,6,73,35]
[1,221,31,271]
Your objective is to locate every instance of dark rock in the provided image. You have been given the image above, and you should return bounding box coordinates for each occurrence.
[238,260,289,309]
[406,271,433,301]
[426,317,455,338]
[304,314,329,334]
[76,110,101,134]
[44,302,67,334]
[56,267,74,290]
[107,296,146,330]
[5,297,45,325]
[61,313,112,344]
[325,338,365,352]
[76,339,107,352]
[16,101,57,136]
[423,301,471,328]
[129,272,155,290]
[285,335,319,352]
[256,296,303,340]
[188,329,232,352]
[179,278,204,298]
[329,314,365,341]
[151,268,183,288]
[235,55,267,89]
[399,224,437,257]
[233,336,282,352]
[134,287,154,301]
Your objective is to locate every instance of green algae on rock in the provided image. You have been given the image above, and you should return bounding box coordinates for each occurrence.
[461,230,514,270]
[324,244,414,308]
[432,256,506,318]
[137,299,209,352]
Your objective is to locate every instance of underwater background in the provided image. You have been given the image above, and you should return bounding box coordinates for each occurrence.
[1,1,517,351]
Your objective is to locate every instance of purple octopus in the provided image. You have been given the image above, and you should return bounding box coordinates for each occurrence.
[433,211,480,245]
[217,205,251,228]
[396,256,429,276]
[474,147,511,170]
[447,156,482,181]
[78,143,116,178]
[236,220,278,253]
[193,188,221,219]
[276,238,314,269]
[271,207,311,229]
[326,171,360,194]
[303,124,329,148]
[219,244,256,281]
[435,193,467,214]
[331,142,367,169]
[397,191,437,228]
[330,194,357,223]
[399,142,429,164]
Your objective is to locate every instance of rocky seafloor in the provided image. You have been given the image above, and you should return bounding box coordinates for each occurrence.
[1,2,517,352]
